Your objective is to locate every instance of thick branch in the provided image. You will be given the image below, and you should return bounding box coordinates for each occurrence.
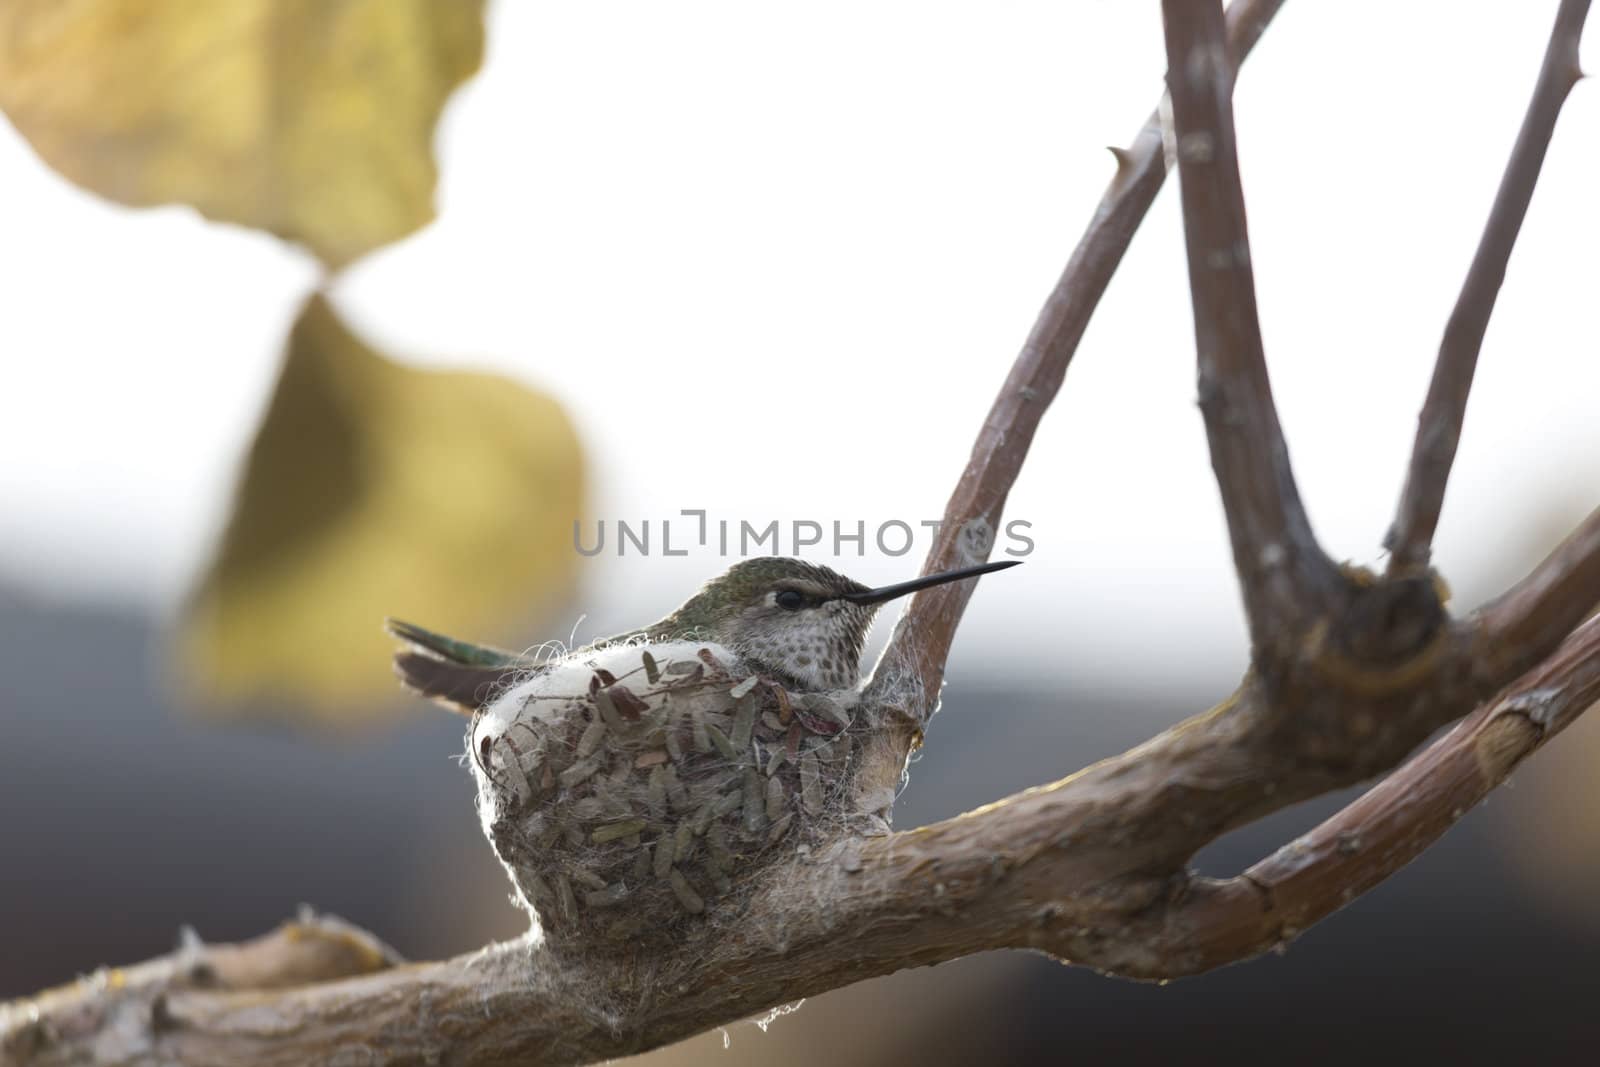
[1386,0,1592,573]
[865,0,1288,717]
[15,608,1600,1066]
[1162,0,1342,652]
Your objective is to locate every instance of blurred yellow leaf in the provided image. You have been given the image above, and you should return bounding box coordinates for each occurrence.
[179,293,584,721]
[0,0,484,268]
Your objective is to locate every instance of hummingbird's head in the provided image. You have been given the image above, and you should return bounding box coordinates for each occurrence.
[654,556,1020,691]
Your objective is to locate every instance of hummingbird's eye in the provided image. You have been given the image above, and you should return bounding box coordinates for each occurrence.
[775,589,806,611]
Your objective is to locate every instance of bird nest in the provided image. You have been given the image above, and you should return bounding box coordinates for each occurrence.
[470,640,868,952]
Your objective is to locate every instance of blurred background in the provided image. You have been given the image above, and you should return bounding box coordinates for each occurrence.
[1,1,1598,1063]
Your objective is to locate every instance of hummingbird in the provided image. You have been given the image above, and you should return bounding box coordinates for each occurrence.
[388,556,1020,713]
[389,556,1021,942]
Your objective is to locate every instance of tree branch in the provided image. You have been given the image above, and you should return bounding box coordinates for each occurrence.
[1141,612,1600,975]
[1385,0,1592,573]
[865,0,1288,718]
[0,912,400,1064]
[1472,506,1600,683]
[14,610,1599,1066]
[1162,0,1343,654]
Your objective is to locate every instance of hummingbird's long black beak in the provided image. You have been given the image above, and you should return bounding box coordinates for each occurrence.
[839,559,1021,607]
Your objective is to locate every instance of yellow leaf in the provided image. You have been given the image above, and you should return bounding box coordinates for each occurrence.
[179,293,584,722]
[0,0,484,268]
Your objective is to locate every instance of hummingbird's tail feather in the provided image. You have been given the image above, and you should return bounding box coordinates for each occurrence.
[392,651,522,717]
[385,618,528,716]
[384,618,524,668]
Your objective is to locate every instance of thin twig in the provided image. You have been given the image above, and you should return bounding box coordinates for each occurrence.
[1,913,400,1063]
[866,0,1289,716]
[1386,0,1592,573]
[1473,506,1600,685]
[1162,0,1341,652]
[1140,613,1600,976]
